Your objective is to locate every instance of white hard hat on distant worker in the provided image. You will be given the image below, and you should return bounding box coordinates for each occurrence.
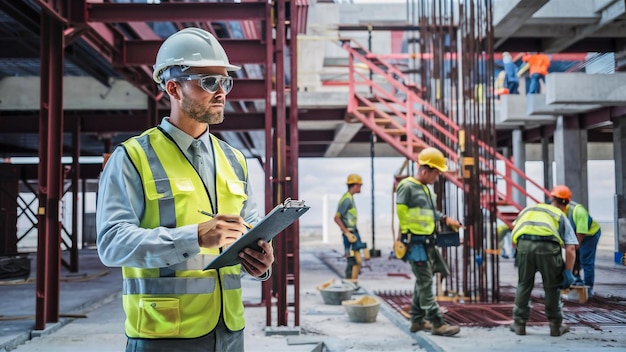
[153,27,240,86]
[417,147,448,172]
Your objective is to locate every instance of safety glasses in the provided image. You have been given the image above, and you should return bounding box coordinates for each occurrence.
[173,74,234,94]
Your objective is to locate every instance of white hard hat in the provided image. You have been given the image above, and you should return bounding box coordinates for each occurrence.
[153,27,240,85]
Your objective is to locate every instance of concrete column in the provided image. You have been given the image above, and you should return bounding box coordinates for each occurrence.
[612,116,626,262]
[512,128,526,207]
[554,115,588,207]
[541,131,552,198]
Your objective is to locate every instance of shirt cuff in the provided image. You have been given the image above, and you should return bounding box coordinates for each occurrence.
[173,224,202,261]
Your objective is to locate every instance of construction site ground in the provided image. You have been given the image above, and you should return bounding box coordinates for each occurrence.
[1,232,624,352]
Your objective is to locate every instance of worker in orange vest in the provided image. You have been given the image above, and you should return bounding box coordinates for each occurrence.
[522,52,550,94]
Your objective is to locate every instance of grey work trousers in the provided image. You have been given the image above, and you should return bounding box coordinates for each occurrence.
[125,320,244,352]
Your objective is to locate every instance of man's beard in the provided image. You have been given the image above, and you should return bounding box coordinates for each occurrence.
[182,97,224,124]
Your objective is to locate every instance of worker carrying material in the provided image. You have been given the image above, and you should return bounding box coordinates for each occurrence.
[395,147,463,337]
[550,185,602,297]
[334,174,370,283]
[510,202,578,337]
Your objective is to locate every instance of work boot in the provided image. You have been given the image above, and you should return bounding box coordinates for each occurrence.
[550,322,570,337]
[509,320,526,335]
[431,323,460,336]
[410,321,432,333]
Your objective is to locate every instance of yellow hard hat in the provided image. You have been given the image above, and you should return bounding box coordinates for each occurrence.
[346,174,363,185]
[417,147,448,172]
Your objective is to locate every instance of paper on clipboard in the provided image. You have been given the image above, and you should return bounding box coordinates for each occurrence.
[203,198,310,270]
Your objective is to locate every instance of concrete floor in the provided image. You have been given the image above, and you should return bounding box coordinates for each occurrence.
[1,231,624,352]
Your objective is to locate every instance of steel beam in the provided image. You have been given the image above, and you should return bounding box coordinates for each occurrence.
[123,39,267,66]
[82,2,265,22]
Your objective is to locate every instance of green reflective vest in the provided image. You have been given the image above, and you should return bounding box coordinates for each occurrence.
[121,127,248,339]
[512,203,565,247]
[566,202,601,236]
[395,177,436,235]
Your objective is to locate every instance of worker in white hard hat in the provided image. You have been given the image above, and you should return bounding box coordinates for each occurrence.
[96,27,273,352]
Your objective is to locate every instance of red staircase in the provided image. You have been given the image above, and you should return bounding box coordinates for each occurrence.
[341,40,550,226]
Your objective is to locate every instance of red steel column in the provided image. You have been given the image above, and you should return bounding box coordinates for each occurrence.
[35,13,64,329]
[288,0,301,327]
[263,0,275,327]
[274,0,288,327]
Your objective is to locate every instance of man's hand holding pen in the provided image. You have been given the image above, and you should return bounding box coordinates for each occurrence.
[197,213,249,249]
[196,210,274,278]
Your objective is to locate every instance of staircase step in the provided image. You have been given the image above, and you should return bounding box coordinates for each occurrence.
[373,117,392,125]
[356,106,376,112]
[400,141,427,150]
[384,128,406,136]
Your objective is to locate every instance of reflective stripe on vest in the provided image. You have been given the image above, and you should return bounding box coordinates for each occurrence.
[121,127,248,338]
[512,204,565,247]
[396,177,436,235]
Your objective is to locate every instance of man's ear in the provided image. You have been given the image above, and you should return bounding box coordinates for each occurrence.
[165,80,181,101]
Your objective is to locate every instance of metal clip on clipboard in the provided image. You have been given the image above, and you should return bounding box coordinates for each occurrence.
[203,198,310,270]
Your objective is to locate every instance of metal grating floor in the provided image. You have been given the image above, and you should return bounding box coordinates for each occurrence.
[375,287,626,331]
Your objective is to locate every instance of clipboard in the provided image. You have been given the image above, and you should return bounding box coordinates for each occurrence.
[203,198,310,270]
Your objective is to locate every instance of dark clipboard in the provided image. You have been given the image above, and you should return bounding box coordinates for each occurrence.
[203,198,310,270]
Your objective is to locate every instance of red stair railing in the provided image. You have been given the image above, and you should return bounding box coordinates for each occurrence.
[342,39,550,225]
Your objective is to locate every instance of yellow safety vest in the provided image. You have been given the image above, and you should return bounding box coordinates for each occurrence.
[396,177,436,235]
[337,192,358,231]
[121,127,248,339]
[512,203,565,247]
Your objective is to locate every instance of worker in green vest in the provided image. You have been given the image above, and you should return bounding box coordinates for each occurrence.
[395,147,463,337]
[550,185,602,296]
[96,28,274,352]
[510,203,577,337]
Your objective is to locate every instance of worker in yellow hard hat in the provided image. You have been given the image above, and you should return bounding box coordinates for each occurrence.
[550,185,602,296]
[334,174,369,283]
[395,147,463,337]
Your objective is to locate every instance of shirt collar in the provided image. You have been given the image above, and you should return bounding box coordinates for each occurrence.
[160,117,211,151]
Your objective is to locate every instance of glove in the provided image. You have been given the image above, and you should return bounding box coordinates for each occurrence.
[344,232,357,243]
[561,269,575,289]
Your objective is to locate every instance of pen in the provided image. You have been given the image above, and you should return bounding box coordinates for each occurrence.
[197,208,252,229]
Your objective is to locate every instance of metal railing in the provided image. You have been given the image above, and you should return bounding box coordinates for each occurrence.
[342,39,550,226]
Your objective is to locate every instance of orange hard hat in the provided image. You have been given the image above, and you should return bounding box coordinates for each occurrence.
[550,185,571,201]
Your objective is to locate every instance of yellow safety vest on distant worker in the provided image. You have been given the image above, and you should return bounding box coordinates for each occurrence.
[396,177,436,235]
[512,203,565,247]
[121,127,248,339]
[337,192,358,231]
